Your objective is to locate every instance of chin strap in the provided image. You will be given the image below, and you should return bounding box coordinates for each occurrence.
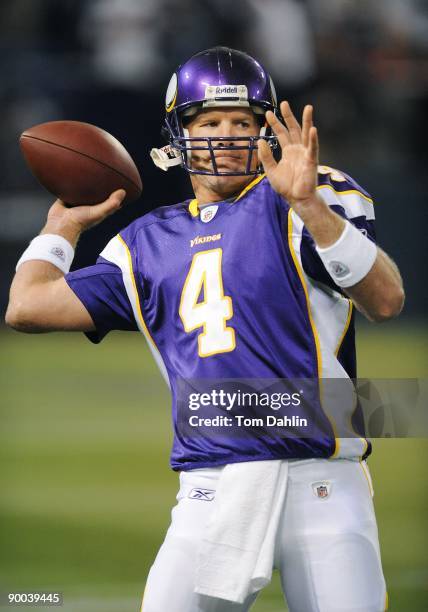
[150,144,182,171]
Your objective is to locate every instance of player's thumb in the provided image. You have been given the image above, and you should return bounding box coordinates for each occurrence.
[93,189,126,218]
[258,139,276,172]
[106,189,126,210]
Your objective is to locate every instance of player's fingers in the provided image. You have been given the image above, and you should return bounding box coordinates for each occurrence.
[306,127,319,165]
[258,138,277,173]
[280,101,302,144]
[265,110,290,148]
[302,105,313,148]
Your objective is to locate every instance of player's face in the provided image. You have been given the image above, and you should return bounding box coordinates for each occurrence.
[186,108,260,201]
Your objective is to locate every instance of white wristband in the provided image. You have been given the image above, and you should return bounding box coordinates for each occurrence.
[16,234,75,275]
[315,221,377,288]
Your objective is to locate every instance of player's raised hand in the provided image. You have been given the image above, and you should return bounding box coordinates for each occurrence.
[42,189,126,245]
[258,102,319,217]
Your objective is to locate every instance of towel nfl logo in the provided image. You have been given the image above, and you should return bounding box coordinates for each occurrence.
[312,481,331,499]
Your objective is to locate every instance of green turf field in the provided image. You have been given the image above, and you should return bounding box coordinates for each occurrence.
[0,322,427,611]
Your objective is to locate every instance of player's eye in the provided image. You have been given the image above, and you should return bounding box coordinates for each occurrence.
[235,120,251,128]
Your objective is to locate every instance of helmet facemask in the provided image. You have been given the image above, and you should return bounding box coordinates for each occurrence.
[164,105,277,176]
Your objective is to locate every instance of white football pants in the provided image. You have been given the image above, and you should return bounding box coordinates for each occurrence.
[141,459,387,612]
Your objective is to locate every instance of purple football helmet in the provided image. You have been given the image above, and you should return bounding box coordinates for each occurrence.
[150,47,278,176]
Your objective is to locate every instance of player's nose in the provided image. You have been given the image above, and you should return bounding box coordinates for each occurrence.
[213,122,235,147]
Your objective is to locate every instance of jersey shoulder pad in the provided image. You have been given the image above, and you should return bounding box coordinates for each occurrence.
[117,200,189,247]
[316,166,374,220]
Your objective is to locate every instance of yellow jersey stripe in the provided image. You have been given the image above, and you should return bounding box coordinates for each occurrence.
[287,210,322,379]
[334,300,353,356]
[287,209,340,458]
[360,459,374,496]
[233,173,266,202]
[116,234,157,349]
[188,173,266,216]
[335,301,369,458]
[316,183,374,204]
[139,586,146,612]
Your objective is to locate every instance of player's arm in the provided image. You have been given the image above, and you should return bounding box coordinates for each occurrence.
[289,199,404,321]
[5,190,125,333]
[335,242,403,322]
[258,102,405,322]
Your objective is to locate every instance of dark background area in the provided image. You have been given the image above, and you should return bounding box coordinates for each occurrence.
[0,0,427,319]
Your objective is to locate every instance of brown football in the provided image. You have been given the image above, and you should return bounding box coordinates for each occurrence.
[19,120,142,206]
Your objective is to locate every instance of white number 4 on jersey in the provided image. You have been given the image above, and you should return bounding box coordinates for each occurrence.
[179,249,235,358]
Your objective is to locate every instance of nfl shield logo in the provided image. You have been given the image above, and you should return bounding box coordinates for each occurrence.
[317,485,328,498]
[312,481,331,499]
[201,205,218,223]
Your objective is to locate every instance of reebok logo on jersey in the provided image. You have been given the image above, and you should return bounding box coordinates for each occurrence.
[188,488,215,501]
[190,233,222,248]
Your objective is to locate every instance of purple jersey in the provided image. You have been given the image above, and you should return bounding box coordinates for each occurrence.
[66,168,376,470]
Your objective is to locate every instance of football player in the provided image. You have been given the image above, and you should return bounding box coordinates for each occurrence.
[6,47,404,611]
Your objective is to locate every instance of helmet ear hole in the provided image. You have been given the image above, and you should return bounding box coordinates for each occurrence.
[251,108,266,129]
[181,114,193,129]
[161,126,170,143]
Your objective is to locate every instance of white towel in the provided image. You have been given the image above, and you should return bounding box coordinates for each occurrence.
[194,459,288,604]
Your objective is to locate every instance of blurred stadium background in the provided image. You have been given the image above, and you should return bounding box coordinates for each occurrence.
[0,1,427,610]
